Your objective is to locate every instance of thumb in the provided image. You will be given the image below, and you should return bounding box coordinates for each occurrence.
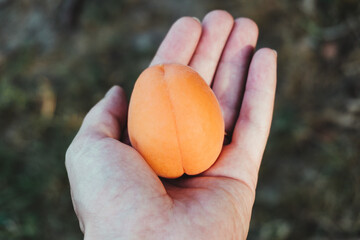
[77,85,128,140]
[65,86,169,229]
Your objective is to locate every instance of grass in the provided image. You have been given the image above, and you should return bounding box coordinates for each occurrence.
[0,0,359,239]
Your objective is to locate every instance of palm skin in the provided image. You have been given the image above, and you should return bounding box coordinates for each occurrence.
[66,10,277,240]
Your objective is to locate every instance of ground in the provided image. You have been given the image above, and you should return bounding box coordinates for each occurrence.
[0,0,359,239]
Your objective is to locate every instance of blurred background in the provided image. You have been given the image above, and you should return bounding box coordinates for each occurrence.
[0,0,359,239]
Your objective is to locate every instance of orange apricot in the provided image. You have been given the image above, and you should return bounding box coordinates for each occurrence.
[128,63,224,178]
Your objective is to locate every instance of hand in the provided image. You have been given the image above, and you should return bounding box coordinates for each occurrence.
[66,10,277,240]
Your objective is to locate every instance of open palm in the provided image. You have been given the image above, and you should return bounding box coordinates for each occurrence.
[66,10,277,240]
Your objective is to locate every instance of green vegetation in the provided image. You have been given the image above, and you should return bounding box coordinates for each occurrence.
[0,0,359,239]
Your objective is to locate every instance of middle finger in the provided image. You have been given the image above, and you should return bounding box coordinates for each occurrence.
[212,18,259,140]
[189,10,234,85]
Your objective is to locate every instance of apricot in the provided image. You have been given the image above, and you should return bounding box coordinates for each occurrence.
[128,63,224,178]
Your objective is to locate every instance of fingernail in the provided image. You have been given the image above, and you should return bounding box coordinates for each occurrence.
[272,49,277,56]
[192,17,201,23]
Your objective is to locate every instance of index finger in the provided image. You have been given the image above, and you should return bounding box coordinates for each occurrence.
[150,17,202,66]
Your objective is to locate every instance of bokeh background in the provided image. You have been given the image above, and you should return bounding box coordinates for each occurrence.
[1,0,359,239]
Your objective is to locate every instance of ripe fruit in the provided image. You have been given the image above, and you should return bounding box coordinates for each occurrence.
[128,63,224,178]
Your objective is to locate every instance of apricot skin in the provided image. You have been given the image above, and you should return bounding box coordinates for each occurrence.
[128,64,224,178]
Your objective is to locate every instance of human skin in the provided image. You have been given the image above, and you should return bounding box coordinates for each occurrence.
[65,10,277,240]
